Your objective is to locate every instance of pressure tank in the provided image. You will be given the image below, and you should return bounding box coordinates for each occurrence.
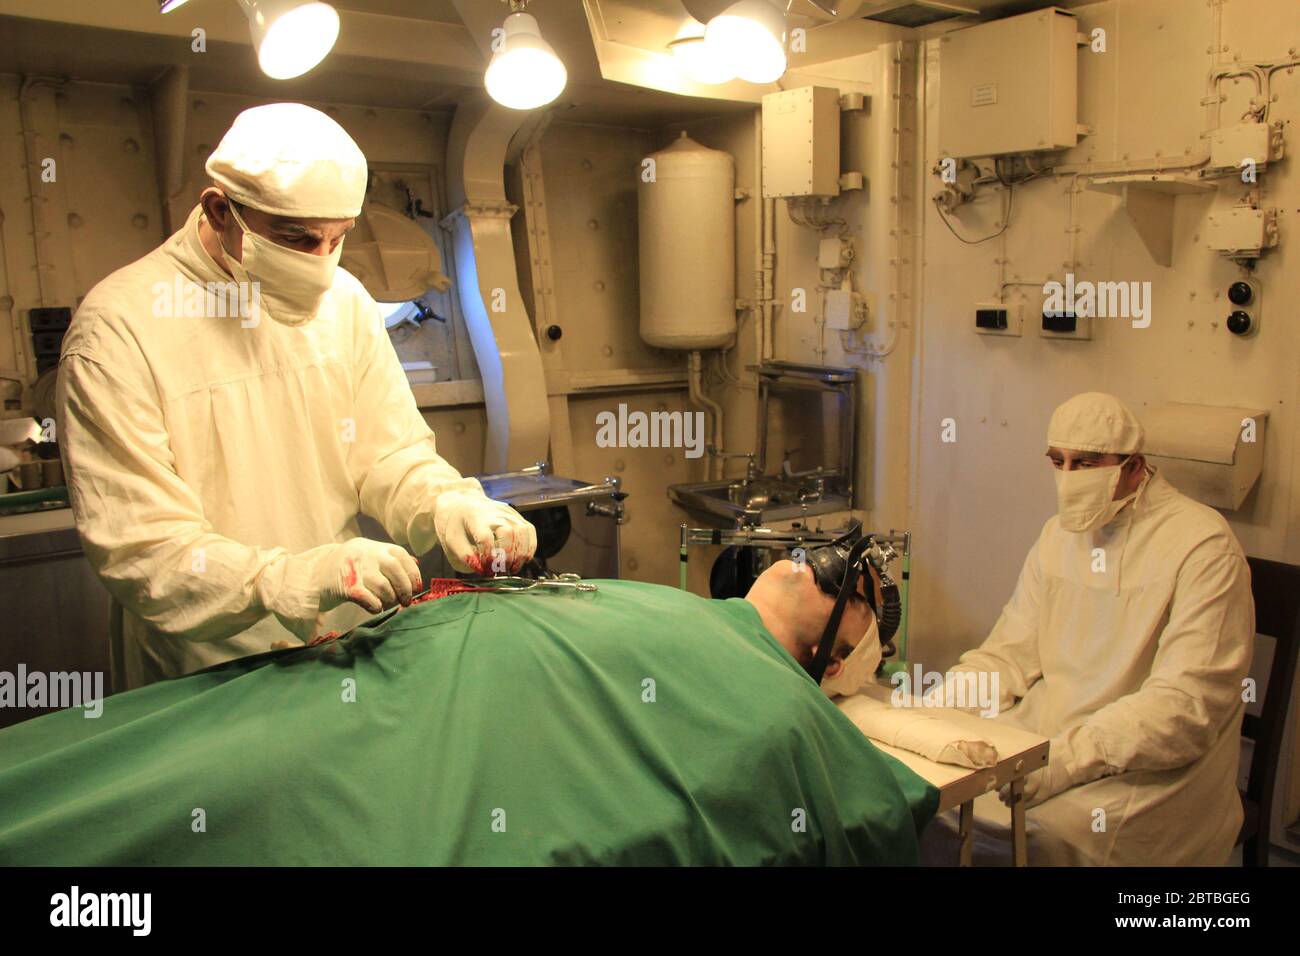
[638,132,736,350]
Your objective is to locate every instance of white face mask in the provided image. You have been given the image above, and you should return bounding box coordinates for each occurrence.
[1053,458,1136,533]
[820,614,882,699]
[221,201,342,326]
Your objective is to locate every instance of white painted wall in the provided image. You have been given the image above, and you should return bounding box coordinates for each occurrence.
[911,0,1299,661]
[909,0,1300,827]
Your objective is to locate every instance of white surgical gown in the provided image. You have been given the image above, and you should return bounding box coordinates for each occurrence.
[930,470,1254,865]
[57,205,487,688]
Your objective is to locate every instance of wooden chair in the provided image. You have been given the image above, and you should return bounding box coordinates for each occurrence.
[1237,556,1300,866]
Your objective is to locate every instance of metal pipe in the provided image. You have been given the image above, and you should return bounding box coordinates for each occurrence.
[484,460,549,481]
[763,197,776,360]
[679,523,689,589]
[149,65,189,234]
[753,110,762,365]
[17,76,62,309]
[0,209,26,383]
[688,351,725,481]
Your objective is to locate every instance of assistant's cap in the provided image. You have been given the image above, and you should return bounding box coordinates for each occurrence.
[205,103,367,219]
[1047,392,1145,455]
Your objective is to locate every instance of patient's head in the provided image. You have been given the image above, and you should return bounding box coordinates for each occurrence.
[744,558,877,681]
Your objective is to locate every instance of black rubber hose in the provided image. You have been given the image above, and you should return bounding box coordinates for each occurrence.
[877,580,902,644]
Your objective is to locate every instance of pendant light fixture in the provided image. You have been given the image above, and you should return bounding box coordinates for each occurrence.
[485,2,568,110]
[161,1,341,81]
[705,0,789,84]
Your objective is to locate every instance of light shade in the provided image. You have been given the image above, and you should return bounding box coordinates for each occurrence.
[705,0,787,84]
[159,0,194,11]
[485,11,568,110]
[240,0,340,80]
[668,33,736,85]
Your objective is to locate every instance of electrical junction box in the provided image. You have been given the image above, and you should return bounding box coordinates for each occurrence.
[1205,204,1279,258]
[818,236,854,269]
[974,301,1021,336]
[938,7,1080,159]
[1208,122,1284,174]
[1040,308,1092,340]
[825,289,865,330]
[762,86,842,198]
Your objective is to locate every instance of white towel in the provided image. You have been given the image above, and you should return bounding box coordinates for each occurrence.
[838,695,999,769]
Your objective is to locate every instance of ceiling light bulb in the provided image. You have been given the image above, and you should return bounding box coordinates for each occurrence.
[668,30,736,85]
[240,0,340,80]
[485,11,568,110]
[705,0,787,84]
[159,0,194,11]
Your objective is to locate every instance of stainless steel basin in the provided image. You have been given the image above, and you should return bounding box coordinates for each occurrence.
[669,475,848,524]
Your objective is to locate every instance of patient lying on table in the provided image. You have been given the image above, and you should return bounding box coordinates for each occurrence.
[0,574,937,866]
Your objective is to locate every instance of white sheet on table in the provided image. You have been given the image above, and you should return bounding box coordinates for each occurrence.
[837,695,998,769]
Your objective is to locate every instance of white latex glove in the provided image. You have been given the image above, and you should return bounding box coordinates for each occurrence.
[311,538,423,615]
[999,752,1073,809]
[434,490,537,574]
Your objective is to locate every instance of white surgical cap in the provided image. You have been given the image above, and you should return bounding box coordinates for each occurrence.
[205,103,368,219]
[1047,392,1144,455]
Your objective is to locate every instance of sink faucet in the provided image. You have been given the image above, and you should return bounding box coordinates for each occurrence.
[586,475,628,524]
[707,445,760,481]
[781,448,802,479]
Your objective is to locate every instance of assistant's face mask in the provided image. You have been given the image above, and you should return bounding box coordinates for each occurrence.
[820,615,882,699]
[1053,456,1137,533]
[221,200,342,326]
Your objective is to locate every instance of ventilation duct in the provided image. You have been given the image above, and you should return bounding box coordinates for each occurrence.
[857,0,977,28]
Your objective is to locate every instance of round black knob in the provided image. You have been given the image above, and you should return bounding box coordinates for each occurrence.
[1227,311,1252,335]
[545,325,563,341]
[1228,281,1253,306]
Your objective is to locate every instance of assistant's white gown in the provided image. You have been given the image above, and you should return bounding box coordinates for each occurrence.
[57,205,487,689]
[922,471,1254,866]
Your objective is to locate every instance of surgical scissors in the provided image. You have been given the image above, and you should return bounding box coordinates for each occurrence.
[410,572,597,603]
[464,572,597,593]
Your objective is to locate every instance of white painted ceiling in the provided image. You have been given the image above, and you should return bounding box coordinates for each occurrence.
[0,0,1097,126]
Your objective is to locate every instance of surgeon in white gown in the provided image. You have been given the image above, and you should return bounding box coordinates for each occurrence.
[921,392,1254,866]
[57,103,536,689]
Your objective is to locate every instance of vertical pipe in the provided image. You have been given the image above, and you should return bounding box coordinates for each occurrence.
[445,96,551,471]
[17,77,52,309]
[149,65,189,236]
[679,524,689,590]
[896,546,911,665]
[763,197,776,360]
[688,350,724,481]
[753,110,766,367]
[0,208,26,386]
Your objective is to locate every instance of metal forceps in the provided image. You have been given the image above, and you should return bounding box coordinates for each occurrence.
[407,570,598,604]
[466,572,598,593]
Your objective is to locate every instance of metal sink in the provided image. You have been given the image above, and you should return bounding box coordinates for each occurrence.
[669,473,849,524]
[670,361,858,526]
